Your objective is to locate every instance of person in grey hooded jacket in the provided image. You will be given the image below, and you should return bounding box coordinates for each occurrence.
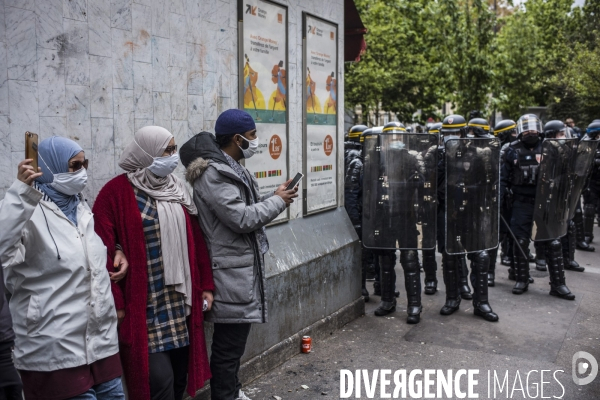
[180,109,297,400]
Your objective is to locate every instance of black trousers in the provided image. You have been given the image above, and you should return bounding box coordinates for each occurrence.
[0,341,22,400]
[210,323,252,400]
[148,346,190,400]
[510,199,535,239]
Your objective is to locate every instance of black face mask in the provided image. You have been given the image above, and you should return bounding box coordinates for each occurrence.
[522,134,539,146]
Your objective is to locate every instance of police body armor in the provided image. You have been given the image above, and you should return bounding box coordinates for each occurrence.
[509,139,543,187]
[445,137,501,254]
[363,132,438,250]
[344,141,363,226]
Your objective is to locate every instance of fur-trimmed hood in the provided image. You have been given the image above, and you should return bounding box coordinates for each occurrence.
[180,131,229,184]
[185,157,210,184]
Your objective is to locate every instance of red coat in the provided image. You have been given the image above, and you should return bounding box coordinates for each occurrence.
[92,174,214,399]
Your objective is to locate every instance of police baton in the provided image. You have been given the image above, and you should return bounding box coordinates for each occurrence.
[500,214,529,260]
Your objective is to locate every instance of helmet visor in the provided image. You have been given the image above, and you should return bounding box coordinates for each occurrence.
[517,116,543,135]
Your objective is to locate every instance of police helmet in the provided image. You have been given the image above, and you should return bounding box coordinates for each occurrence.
[467,117,491,137]
[405,126,414,133]
[543,120,565,139]
[347,125,368,142]
[359,128,372,143]
[382,121,406,133]
[586,120,600,140]
[494,119,517,143]
[441,114,467,137]
[516,114,543,138]
[428,122,442,135]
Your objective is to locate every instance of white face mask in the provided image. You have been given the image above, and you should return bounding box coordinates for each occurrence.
[148,153,180,177]
[238,135,259,159]
[50,168,88,196]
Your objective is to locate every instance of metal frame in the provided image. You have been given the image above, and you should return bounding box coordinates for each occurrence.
[238,0,290,224]
[301,12,340,216]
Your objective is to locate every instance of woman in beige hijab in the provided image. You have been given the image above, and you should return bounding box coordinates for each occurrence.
[93,126,214,400]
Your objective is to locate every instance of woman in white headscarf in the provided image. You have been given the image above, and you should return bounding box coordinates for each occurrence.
[93,126,214,400]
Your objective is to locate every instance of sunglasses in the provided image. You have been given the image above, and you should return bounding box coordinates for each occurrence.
[164,145,178,155]
[69,159,89,171]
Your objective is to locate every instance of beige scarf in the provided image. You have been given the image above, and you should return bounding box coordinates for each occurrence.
[119,126,197,314]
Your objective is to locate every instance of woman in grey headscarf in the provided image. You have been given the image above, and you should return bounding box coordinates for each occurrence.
[93,126,214,400]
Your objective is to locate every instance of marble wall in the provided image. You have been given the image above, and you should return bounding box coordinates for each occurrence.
[0,0,345,221]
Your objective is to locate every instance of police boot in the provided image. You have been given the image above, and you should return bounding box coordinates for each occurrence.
[440,253,461,315]
[488,247,498,287]
[512,238,531,294]
[401,250,422,324]
[546,240,575,300]
[470,251,499,322]
[374,253,397,316]
[422,249,438,295]
[458,255,473,300]
[584,203,595,243]
[501,236,512,266]
[574,208,595,251]
[563,221,585,272]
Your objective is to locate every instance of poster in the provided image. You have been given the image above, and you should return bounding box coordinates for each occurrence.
[240,0,288,222]
[303,14,338,214]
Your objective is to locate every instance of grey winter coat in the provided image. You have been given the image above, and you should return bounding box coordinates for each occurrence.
[184,151,286,324]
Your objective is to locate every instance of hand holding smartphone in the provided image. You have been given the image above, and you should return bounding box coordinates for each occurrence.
[25,132,39,172]
[286,172,303,191]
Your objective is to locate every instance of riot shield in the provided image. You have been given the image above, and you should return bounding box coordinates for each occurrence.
[567,139,600,220]
[532,138,577,241]
[362,133,438,250]
[445,137,500,254]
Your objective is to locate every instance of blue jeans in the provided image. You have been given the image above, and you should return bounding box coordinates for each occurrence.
[69,378,125,400]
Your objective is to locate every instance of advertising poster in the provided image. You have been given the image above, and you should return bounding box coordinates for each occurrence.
[240,0,288,222]
[303,14,338,214]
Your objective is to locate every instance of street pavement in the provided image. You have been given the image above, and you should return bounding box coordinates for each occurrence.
[243,224,600,399]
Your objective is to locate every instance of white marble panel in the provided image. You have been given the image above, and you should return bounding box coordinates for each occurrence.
[0,43,8,116]
[203,71,217,122]
[6,0,34,10]
[133,61,153,118]
[0,116,12,190]
[217,96,231,115]
[0,6,5,43]
[38,47,66,117]
[170,0,185,15]
[152,92,171,132]
[201,0,217,23]
[228,0,237,29]
[63,0,87,21]
[132,3,152,63]
[201,22,218,72]
[170,66,187,120]
[39,116,68,140]
[169,13,186,67]
[135,118,153,131]
[92,118,116,179]
[152,0,169,38]
[112,28,133,89]
[65,84,92,148]
[90,55,114,118]
[187,95,203,134]
[152,36,170,92]
[9,80,39,152]
[132,0,152,5]
[89,0,112,57]
[6,7,37,81]
[202,119,216,132]
[171,119,188,148]
[185,0,202,44]
[36,0,63,50]
[64,19,90,85]
[288,22,297,65]
[113,89,134,150]
[111,0,132,30]
[230,73,239,106]
[217,49,233,81]
[186,43,203,95]
[216,1,230,28]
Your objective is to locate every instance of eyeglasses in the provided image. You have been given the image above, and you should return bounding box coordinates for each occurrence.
[164,145,178,155]
[69,159,89,171]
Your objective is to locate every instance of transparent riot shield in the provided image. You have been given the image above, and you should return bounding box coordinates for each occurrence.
[532,138,578,241]
[445,137,500,254]
[567,139,600,220]
[362,133,438,250]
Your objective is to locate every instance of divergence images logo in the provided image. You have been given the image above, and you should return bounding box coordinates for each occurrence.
[572,351,598,386]
[245,4,257,15]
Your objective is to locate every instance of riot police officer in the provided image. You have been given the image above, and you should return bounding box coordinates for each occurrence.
[501,115,575,299]
[438,115,499,322]
[344,124,371,302]
[582,120,600,245]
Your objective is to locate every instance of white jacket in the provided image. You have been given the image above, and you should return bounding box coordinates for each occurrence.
[0,180,119,371]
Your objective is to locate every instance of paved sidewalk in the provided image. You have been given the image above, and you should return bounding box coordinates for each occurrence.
[244,225,600,399]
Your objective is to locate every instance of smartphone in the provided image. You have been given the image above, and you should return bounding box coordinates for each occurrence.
[203,299,208,312]
[25,132,39,172]
[286,172,303,191]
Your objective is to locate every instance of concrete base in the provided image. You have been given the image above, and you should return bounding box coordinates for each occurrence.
[191,207,364,399]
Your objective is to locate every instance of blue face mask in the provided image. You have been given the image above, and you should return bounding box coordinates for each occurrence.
[148,153,180,177]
